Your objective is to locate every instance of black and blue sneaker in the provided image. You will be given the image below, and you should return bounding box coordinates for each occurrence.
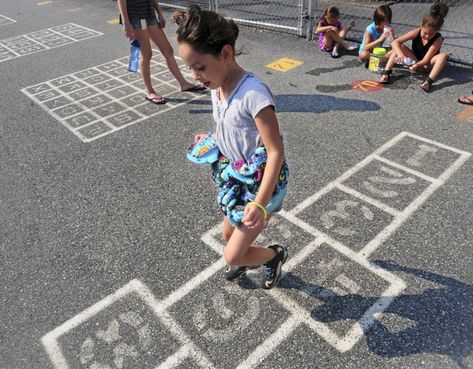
[224,265,249,281]
[261,245,288,289]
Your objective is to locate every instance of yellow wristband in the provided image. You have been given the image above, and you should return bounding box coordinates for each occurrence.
[246,202,267,220]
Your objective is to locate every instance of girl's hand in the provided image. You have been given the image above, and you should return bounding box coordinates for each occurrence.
[396,53,406,64]
[194,133,211,142]
[123,21,135,40]
[242,204,267,229]
[409,63,419,71]
[330,25,338,32]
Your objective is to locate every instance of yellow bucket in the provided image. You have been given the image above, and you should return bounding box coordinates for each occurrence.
[369,47,387,72]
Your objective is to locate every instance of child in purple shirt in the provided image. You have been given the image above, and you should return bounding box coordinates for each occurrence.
[315,6,356,58]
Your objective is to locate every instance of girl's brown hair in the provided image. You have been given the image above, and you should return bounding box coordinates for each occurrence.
[173,5,239,56]
[422,2,449,30]
[373,5,392,25]
[319,6,340,23]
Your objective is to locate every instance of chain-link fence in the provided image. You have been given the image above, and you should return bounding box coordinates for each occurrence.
[160,0,473,65]
[311,0,473,65]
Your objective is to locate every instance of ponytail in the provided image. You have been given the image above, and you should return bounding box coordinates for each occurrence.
[422,2,448,30]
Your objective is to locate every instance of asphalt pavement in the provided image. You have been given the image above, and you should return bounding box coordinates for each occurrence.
[0,1,472,369]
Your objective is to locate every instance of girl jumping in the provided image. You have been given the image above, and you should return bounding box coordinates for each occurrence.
[175,5,289,289]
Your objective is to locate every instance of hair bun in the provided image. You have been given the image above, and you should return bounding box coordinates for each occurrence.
[430,2,449,18]
[172,10,187,25]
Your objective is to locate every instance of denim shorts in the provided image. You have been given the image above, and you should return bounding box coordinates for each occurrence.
[129,15,158,30]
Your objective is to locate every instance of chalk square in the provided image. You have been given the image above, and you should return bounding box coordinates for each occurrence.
[23,83,52,95]
[342,159,432,211]
[134,101,168,116]
[83,73,111,86]
[33,89,62,103]
[77,121,112,139]
[73,68,100,80]
[120,93,146,107]
[105,111,141,128]
[57,81,88,94]
[42,280,188,369]
[92,102,124,118]
[107,66,130,77]
[43,96,74,111]
[27,29,55,39]
[53,103,84,118]
[168,273,291,369]
[0,48,17,61]
[108,85,139,99]
[5,40,38,50]
[2,36,30,47]
[15,45,47,56]
[95,79,123,92]
[380,134,465,179]
[276,243,405,351]
[50,75,78,88]
[119,72,142,83]
[39,37,73,48]
[65,112,97,128]
[297,188,393,252]
[68,30,101,41]
[69,87,100,101]
[80,94,112,109]
[96,61,124,72]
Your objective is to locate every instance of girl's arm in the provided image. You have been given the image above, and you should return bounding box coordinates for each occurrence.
[363,32,383,52]
[315,22,337,33]
[413,36,443,68]
[243,106,284,227]
[117,0,134,39]
[390,28,419,59]
[153,0,166,28]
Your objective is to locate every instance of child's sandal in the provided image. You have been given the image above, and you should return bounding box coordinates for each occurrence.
[380,70,392,84]
[421,77,434,92]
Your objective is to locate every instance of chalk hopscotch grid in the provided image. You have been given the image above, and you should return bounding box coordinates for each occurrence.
[42,132,471,368]
[22,54,207,142]
[0,23,102,62]
[0,14,16,27]
[197,131,471,360]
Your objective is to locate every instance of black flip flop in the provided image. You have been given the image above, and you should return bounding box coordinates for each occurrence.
[145,96,167,105]
[458,96,473,106]
[182,85,207,92]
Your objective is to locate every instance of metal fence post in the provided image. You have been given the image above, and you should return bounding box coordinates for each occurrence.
[306,0,315,42]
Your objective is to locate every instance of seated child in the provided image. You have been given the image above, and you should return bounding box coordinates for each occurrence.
[380,2,449,92]
[315,6,356,58]
[359,5,395,63]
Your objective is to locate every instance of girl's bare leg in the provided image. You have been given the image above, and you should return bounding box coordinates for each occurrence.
[134,29,162,99]
[223,215,275,266]
[427,52,448,82]
[147,25,195,91]
[359,50,371,61]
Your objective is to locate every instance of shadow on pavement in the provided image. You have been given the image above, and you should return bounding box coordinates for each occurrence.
[275,93,380,113]
[274,261,472,369]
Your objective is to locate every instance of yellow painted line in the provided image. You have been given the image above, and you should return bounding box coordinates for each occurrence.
[37,0,52,5]
[457,106,473,123]
[106,18,120,24]
[68,7,81,12]
[265,57,303,72]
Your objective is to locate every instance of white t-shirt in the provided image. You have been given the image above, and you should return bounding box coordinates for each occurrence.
[212,73,275,161]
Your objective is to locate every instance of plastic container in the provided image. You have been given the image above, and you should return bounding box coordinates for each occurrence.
[368,47,387,73]
[382,26,394,48]
[128,40,140,72]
